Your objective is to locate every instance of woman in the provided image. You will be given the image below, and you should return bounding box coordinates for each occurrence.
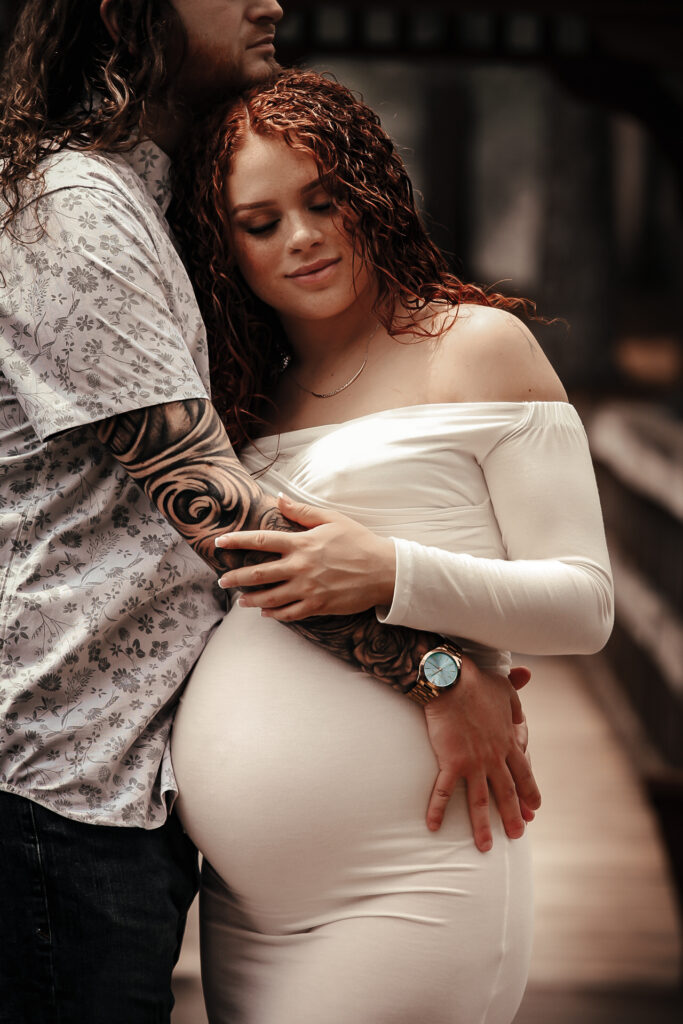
[170,70,613,1023]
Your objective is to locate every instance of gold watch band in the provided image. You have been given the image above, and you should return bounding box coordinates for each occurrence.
[405,678,439,706]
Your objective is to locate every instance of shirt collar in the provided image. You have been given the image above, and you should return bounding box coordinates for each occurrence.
[122,140,173,215]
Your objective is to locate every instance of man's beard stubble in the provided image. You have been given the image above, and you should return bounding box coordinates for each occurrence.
[169,42,281,116]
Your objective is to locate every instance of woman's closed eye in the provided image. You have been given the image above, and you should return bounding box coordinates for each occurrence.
[240,201,333,237]
[242,219,280,236]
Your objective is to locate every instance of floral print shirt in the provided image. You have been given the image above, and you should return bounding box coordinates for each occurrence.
[0,142,225,827]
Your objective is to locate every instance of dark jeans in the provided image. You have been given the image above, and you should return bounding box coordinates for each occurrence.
[0,789,199,1024]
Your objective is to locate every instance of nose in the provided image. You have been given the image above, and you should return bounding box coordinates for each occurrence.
[249,1,284,24]
[287,213,324,254]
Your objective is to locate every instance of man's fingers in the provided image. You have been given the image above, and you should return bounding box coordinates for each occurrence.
[513,718,529,754]
[507,744,542,812]
[426,766,460,833]
[508,665,531,691]
[509,685,525,726]
[520,799,536,823]
[465,772,494,852]
[489,763,526,841]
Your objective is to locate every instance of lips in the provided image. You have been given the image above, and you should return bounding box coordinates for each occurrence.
[248,34,276,49]
[286,258,340,280]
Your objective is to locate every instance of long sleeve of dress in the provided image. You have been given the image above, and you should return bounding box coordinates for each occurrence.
[377,403,614,655]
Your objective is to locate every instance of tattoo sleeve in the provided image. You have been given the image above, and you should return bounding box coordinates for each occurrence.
[96,398,437,692]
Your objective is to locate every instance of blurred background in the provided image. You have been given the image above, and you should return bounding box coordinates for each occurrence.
[2,1,681,1021]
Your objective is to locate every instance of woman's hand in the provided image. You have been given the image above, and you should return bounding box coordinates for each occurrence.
[424,661,541,850]
[215,493,397,617]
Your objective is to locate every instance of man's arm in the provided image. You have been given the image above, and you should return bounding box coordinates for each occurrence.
[96,397,435,691]
[96,396,541,847]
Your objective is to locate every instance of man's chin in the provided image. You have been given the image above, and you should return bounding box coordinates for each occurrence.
[241,54,282,88]
[176,55,282,112]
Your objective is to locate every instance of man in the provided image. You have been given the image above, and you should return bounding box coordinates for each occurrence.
[0,3,539,1021]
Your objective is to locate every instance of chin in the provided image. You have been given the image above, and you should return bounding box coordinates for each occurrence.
[241,54,281,87]
[177,53,280,112]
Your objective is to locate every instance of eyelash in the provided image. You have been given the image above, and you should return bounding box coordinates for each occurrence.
[243,201,334,236]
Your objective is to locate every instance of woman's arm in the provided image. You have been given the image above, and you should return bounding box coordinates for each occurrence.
[97,397,541,848]
[375,404,614,654]
[216,312,613,653]
[218,427,614,654]
[95,397,432,691]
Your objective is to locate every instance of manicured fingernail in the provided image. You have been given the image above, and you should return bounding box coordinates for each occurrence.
[238,598,246,606]
[214,536,225,547]
[217,578,226,589]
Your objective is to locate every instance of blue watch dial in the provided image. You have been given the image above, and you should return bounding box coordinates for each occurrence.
[423,651,459,688]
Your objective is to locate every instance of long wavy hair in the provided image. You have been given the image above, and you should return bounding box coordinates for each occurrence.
[173,69,539,450]
[0,0,185,236]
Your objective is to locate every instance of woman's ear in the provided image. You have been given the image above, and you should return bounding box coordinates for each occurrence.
[100,0,121,43]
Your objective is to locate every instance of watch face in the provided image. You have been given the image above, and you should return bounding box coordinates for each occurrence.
[423,651,459,688]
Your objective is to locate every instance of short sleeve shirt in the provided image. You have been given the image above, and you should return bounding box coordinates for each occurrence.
[0,142,225,827]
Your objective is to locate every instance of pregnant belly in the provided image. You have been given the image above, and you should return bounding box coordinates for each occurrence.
[171,604,480,931]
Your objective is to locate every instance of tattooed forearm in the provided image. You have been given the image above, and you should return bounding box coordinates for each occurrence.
[290,614,435,693]
[96,398,438,690]
[96,398,284,572]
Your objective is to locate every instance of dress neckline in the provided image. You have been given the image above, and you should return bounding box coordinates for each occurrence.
[246,399,574,449]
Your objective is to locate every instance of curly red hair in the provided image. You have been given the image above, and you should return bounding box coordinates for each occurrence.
[171,69,538,450]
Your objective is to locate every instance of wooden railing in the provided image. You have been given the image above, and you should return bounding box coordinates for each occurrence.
[588,400,683,918]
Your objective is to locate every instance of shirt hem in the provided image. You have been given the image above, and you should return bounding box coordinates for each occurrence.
[0,782,174,830]
[32,384,211,444]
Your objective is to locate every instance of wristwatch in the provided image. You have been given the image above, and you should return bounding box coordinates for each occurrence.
[407,642,463,705]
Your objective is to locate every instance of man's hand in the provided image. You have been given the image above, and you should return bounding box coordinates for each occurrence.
[423,659,541,851]
[96,398,541,848]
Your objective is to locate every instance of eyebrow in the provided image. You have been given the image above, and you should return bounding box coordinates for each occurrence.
[231,177,323,215]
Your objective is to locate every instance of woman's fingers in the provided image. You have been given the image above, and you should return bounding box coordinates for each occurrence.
[218,557,290,591]
[277,492,340,527]
[261,602,309,622]
[240,586,293,609]
[215,529,294,553]
[240,585,305,612]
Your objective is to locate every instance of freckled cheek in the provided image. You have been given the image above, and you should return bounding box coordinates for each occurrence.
[234,243,277,301]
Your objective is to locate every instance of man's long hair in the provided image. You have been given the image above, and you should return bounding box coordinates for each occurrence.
[0,0,185,234]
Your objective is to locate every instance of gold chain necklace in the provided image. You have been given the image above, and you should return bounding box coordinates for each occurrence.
[290,322,379,399]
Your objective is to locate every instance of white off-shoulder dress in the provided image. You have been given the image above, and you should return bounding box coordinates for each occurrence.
[171,402,613,1024]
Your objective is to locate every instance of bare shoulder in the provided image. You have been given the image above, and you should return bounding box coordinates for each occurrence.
[434,303,568,403]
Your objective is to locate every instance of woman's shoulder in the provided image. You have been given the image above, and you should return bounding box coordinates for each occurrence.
[431,303,568,404]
